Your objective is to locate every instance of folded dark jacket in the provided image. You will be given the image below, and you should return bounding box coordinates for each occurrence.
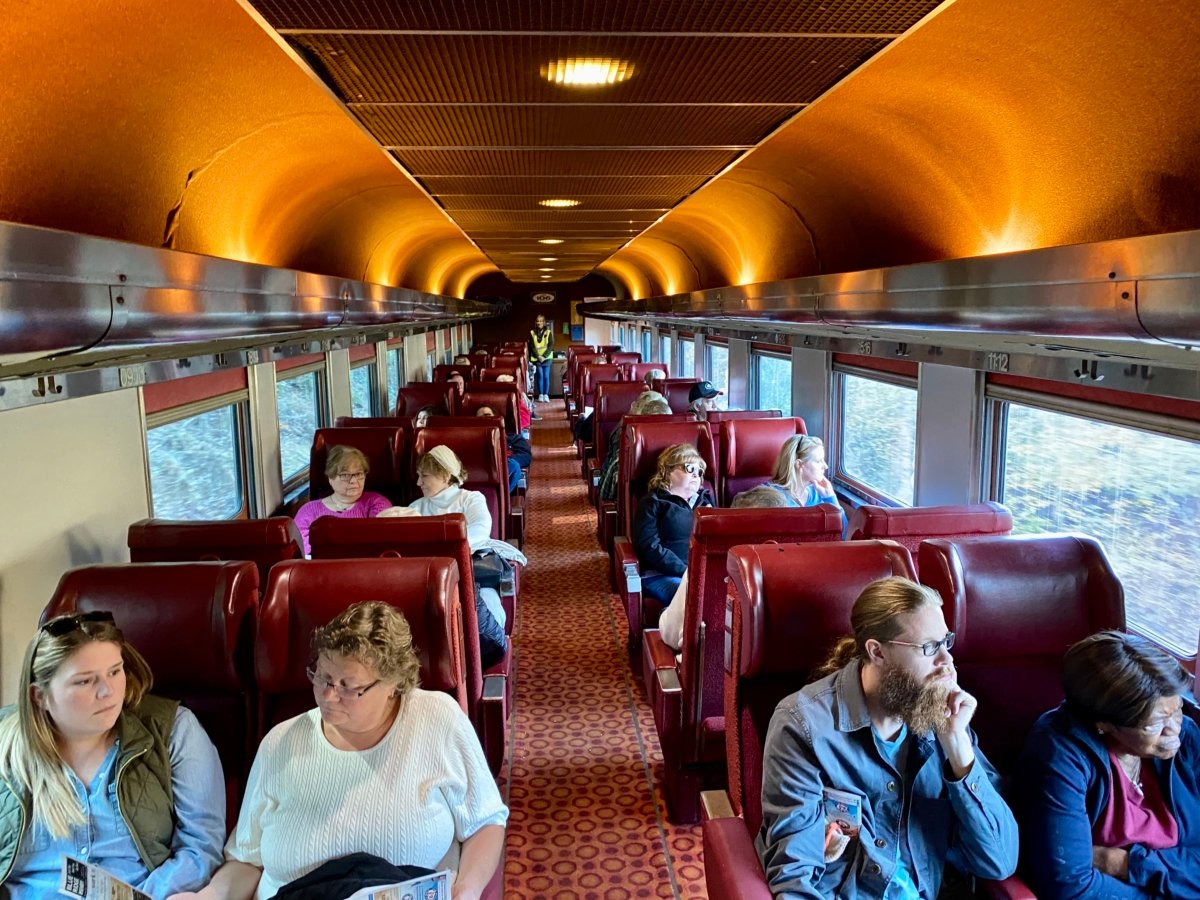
[272,852,434,900]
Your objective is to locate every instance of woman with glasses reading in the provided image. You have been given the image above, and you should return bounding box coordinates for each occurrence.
[293,445,391,556]
[170,601,506,900]
[632,443,714,606]
[0,611,225,898]
[1014,631,1199,898]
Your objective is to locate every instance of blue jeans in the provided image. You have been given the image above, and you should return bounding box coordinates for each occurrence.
[506,456,523,494]
[534,359,552,396]
[641,572,682,605]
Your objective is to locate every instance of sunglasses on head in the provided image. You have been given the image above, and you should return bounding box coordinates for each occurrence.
[41,610,116,638]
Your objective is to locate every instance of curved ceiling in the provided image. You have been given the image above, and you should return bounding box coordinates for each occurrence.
[0,0,491,294]
[600,0,1200,297]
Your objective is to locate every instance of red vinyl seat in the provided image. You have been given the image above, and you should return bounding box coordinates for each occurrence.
[461,384,521,437]
[46,561,259,829]
[433,363,476,383]
[611,420,716,669]
[655,378,703,414]
[918,533,1125,772]
[413,422,516,545]
[309,426,406,506]
[717,417,807,506]
[642,506,845,824]
[626,362,669,384]
[308,514,513,774]
[127,516,303,587]
[848,502,1013,575]
[574,362,625,420]
[609,351,641,366]
[395,382,457,417]
[565,350,605,412]
[588,381,648,489]
[255,558,466,734]
[702,540,915,900]
[478,364,527,396]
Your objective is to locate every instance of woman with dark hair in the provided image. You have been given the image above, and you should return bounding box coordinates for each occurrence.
[1015,631,1199,898]
[0,612,224,898]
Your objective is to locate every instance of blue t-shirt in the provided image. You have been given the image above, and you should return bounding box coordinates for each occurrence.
[873,724,921,900]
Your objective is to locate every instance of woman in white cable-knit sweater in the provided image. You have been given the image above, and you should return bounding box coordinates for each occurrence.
[168,601,507,900]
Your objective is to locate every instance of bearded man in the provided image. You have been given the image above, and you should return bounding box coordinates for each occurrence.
[756,577,1017,898]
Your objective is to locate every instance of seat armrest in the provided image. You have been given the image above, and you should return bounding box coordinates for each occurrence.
[614,537,641,590]
[642,636,682,755]
[979,877,1037,900]
[700,790,736,821]
[480,674,508,775]
[702,812,773,900]
[644,629,679,672]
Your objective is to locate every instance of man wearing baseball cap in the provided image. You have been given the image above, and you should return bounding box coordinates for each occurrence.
[688,380,722,420]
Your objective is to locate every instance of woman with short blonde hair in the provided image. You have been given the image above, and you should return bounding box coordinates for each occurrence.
[0,613,224,897]
[766,434,843,522]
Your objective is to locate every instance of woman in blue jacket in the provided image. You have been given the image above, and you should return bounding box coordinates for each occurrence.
[631,443,714,605]
[1015,631,1198,899]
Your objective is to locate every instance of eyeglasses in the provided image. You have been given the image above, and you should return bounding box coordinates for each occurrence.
[334,471,367,483]
[306,666,380,701]
[888,632,956,657]
[41,610,115,637]
[675,462,703,475]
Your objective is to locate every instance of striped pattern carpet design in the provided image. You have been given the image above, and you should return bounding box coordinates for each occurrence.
[502,402,707,898]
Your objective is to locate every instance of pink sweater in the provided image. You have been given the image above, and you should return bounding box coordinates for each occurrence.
[294,492,391,555]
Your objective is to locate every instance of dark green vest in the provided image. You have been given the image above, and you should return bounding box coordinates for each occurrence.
[0,694,179,885]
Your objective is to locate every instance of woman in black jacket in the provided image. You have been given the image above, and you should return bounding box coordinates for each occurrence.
[632,443,715,605]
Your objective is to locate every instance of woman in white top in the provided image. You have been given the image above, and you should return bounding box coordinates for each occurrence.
[169,602,507,900]
[408,445,493,548]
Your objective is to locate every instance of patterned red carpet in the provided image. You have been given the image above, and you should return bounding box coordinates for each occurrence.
[501,402,707,898]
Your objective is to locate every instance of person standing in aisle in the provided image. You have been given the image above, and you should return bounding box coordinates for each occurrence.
[529,314,554,403]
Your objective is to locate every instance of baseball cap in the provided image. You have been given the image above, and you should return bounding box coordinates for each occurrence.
[689,381,722,403]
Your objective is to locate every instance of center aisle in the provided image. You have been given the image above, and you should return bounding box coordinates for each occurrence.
[502,401,707,899]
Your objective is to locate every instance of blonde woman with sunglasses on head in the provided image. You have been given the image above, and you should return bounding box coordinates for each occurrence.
[0,611,225,898]
[765,434,845,524]
[631,443,715,606]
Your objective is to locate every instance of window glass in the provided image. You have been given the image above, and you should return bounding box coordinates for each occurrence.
[999,401,1200,655]
[641,329,651,362]
[277,370,322,483]
[707,343,729,409]
[660,335,673,368]
[754,353,792,415]
[618,325,627,350]
[350,363,376,418]
[680,339,695,378]
[386,349,401,414]
[425,353,434,382]
[839,372,917,504]
[147,405,244,519]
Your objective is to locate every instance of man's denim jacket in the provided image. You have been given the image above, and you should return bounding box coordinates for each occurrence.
[755,660,1018,899]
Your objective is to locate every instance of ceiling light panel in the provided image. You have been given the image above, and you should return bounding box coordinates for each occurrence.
[255,0,940,36]
[542,58,634,86]
[395,148,740,178]
[439,195,675,212]
[421,175,710,197]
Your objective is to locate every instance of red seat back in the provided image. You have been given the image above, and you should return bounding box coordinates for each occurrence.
[848,502,1013,576]
[725,541,916,833]
[609,351,642,366]
[594,381,651,464]
[718,417,808,505]
[578,363,626,409]
[656,378,703,414]
[309,427,406,506]
[618,420,717,538]
[395,383,456,417]
[568,350,605,397]
[461,385,520,435]
[626,362,668,384]
[47,561,259,825]
[307,515,487,720]
[919,534,1125,772]
[681,508,845,762]
[414,423,508,540]
[256,558,465,733]
[128,517,302,587]
[433,363,477,384]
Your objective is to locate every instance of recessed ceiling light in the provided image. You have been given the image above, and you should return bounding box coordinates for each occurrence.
[539,257,558,262]
[542,58,635,87]
[539,198,580,208]
[540,275,553,279]
[539,268,555,272]
[538,238,563,245]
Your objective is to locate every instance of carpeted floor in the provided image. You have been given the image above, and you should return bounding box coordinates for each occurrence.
[501,401,707,899]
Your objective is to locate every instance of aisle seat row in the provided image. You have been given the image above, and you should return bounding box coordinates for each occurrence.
[393,381,523,436]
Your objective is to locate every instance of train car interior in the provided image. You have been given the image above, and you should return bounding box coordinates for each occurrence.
[1,1,1199,897]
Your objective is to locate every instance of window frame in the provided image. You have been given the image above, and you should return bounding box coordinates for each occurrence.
[145,390,252,520]
[831,363,919,506]
[276,362,328,495]
[705,337,730,408]
[751,348,793,414]
[679,335,696,378]
[349,358,379,418]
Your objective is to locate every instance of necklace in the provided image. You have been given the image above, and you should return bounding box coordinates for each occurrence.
[1118,755,1143,792]
[324,497,356,512]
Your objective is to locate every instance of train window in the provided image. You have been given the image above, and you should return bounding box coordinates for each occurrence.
[706,342,729,408]
[277,368,324,486]
[680,339,695,377]
[425,353,434,382]
[753,352,792,415]
[993,397,1200,656]
[641,329,651,362]
[836,369,917,504]
[146,402,246,519]
[660,334,672,367]
[350,362,377,418]
[618,325,627,350]
[386,349,401,413]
